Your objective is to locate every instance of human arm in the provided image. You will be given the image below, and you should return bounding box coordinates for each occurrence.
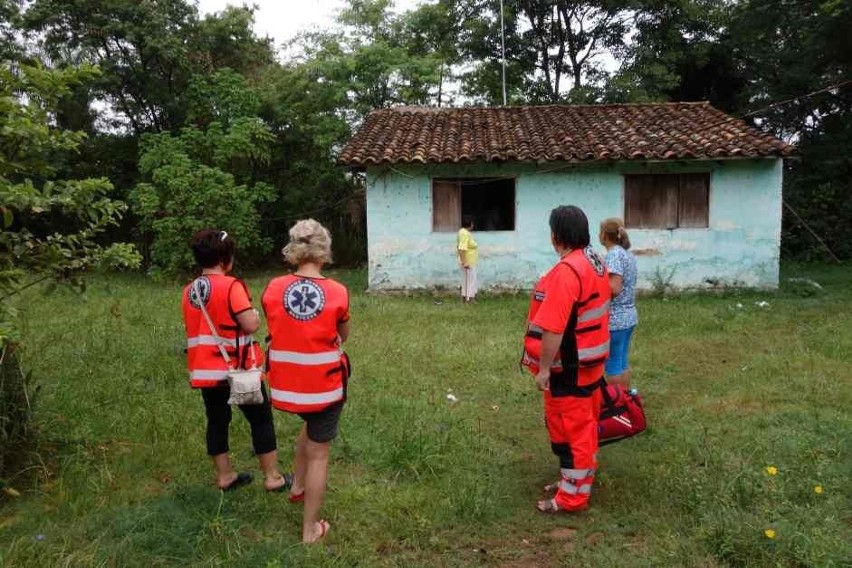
[530,264,581,390]
[337,287,351,343]
[458,250,468,268]
[535,330,564,391]
[605,249,625,297]
[235,308,260,334]
[229,282,260,334]
[457,230,469,268]
[337,320,351,343]
[609,273,624,297]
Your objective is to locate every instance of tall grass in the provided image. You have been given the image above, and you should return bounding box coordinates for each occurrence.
[0,264,850,567]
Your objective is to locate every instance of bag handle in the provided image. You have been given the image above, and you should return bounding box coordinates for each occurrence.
[193,277,259,371]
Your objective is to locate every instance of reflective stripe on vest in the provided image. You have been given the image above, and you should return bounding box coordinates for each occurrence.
[190,369,230,381]
[270,387,344,406]
[187,335,253,348]
[268,349,342,365]
[577,301,610,324]
[579,340,610,360]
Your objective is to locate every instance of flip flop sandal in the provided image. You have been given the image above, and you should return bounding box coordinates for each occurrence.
[289,490,305,504]
[266,472,295,493]
[543,480,560,493]
[221,472,253,492]
[537,497,560,513]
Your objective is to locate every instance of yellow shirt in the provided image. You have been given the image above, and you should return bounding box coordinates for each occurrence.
[457,228,478,267]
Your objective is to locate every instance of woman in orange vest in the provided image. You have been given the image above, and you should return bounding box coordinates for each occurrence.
[182,229,289,492]
[262,219,351,544]
[521,206,611,513]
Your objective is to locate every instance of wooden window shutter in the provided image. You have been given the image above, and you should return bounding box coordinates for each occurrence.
[678,173,710,228]
[625,175,678,229]
[432,180,460,232]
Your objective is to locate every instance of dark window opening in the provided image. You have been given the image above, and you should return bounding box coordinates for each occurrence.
[432,178,516,232]
[624,173,710,229]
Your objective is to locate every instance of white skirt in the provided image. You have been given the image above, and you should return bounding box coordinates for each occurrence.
[461,266,478,298]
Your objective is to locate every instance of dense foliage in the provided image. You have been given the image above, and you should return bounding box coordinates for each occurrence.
[2,0,846,270]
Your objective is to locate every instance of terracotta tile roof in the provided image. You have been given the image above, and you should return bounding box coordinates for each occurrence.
[339,103,793,166]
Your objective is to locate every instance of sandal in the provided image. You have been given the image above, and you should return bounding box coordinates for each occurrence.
[221,472,253,492]
[289,490,305,504]
[304,520,330,544]
[266,472,295,493]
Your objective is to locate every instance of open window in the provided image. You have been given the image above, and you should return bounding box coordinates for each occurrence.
[432,178,516,232]
[624,173,709,229]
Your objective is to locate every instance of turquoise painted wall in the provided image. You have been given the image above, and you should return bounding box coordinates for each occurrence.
[364,159,782,290]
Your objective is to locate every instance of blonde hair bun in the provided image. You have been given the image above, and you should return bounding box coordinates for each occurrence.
[282,218,333,266]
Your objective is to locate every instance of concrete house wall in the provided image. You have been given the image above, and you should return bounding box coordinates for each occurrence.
[365,158,782,291]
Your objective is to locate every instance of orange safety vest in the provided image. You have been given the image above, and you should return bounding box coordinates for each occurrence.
[182,274,262,389]
[522,246,611,394]
[262,275,349,413]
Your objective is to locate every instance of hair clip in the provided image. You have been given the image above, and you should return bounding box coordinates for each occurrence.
[220,231,229,241]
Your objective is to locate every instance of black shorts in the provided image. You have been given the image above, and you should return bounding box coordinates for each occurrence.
[298,401,344,443]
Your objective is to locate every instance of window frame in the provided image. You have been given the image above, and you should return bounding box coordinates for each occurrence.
[623,172,711,230]
[431,177,518,233]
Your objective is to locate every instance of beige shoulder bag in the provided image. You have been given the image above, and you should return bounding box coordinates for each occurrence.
[193,279,264,405]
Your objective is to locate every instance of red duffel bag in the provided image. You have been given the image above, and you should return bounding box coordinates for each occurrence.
[598,383,646,446]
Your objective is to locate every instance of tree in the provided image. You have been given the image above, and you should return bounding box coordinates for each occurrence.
[1,60,139,485]
[611,0,746,109]
[130,70,275,275]
[24,0,275,134]
[292,0,444,118]
[459,0,634,104]
[726,0,852,260]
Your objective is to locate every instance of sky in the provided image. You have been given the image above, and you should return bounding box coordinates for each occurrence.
[196,0,421,52]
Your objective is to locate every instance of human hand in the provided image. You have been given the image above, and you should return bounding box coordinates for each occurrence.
[535,369,550,391]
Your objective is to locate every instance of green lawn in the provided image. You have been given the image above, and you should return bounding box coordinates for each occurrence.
[1,265,851,567]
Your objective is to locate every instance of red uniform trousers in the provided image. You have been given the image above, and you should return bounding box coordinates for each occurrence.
[545,386,603,511]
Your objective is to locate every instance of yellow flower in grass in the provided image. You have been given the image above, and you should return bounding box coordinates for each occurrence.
[765,466,778,476]
[814,485,824,494]
[764,529,776,539]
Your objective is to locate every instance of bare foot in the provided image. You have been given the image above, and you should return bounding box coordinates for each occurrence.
[302,520,330,544]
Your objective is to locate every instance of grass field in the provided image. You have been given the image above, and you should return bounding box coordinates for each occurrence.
[1,264,850,567]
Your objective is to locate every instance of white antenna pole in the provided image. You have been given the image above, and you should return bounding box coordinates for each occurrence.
[500,0,507,106]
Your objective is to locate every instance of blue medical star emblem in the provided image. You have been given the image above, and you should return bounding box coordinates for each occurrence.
[284,279,325,321]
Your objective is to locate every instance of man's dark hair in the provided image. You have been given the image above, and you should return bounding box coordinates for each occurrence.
[549,205,590,249]
[461,215,474,229]
[191,229,236,268]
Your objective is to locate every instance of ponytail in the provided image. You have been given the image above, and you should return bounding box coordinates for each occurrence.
[617,226,631,250]
[600,218,630,250]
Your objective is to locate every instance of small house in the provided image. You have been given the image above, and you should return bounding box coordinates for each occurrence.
[339,103,793,291]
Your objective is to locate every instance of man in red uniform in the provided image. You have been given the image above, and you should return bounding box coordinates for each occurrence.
[522,205,611,513]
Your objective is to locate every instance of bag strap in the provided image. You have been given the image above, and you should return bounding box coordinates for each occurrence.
[193,278,234,369]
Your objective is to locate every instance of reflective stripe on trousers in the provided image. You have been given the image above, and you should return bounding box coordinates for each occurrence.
[268,349,342,365]
[561,467,596,479]
[187,335,253,348]
[558,480,593,495]
[270,387,344,405]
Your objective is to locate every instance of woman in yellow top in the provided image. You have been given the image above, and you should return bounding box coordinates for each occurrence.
[457,216,479,302]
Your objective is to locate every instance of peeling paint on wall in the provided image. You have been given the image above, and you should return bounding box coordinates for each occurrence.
[365,159,782,290]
